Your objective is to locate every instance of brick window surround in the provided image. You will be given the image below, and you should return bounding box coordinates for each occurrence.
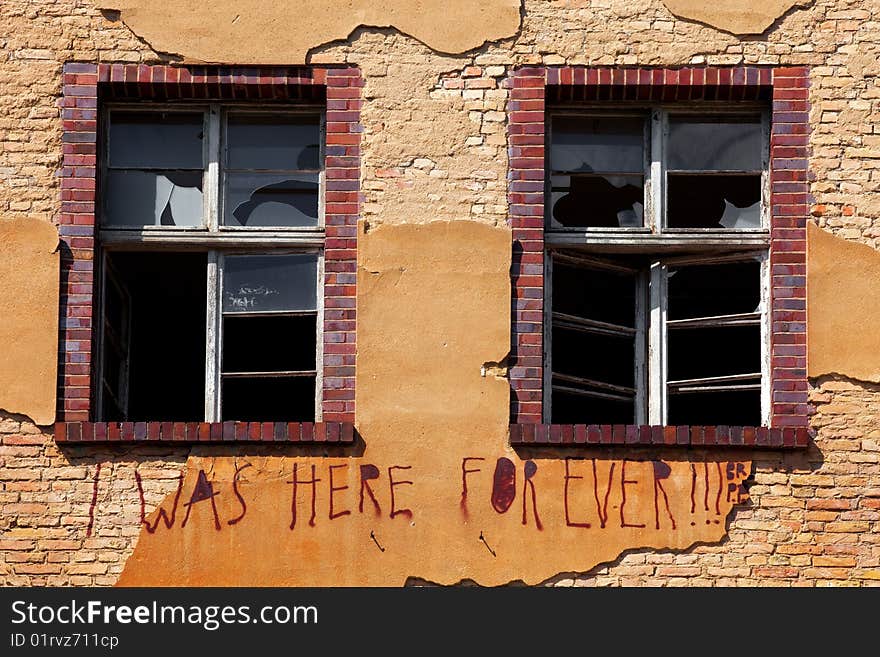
[508,66,811,448]
[55,63,361,443]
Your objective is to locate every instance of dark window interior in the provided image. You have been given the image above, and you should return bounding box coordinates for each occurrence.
[101,252,206,421]
[550,257,638,424]
[667,390,761,426]
[666,174,761,229]
[222,377,316,422]
[667,260,760,319]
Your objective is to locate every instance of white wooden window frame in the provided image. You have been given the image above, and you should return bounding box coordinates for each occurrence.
[544,104,771,426]
[96,102,326,423]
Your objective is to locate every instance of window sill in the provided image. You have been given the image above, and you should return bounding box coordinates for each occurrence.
[509,424,810,449]
[54,421,355,444]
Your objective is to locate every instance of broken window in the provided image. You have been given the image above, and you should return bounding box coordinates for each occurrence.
[223,114,321,227]
[97,104,325,422]
[221,254,319,421]
[104,112,205,227]
[549,116,646,228]
[666,117,764,229]
[546,107,769,426]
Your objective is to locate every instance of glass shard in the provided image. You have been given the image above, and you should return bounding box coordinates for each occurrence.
[224,173,319,227]
[666,174,761,229]
[104,170,203,227]
[550,174,644,228]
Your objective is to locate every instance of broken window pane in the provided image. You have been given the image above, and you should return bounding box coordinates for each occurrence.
[101,252,207,421]
[550,174,644,228]
[666,174,761,229]
[109,112,204,169]
[551,116,644,173]
[552,257,636,327]
[668,260,761,319]
[223,173,319,227]
[222,314,316,373]
[223,254,317,313]
[667,389,761,426]
[226,115,321,171]
[667,325,761,381]
[222,376,316,422]
[104,170,203,227]
[667,117,762,171]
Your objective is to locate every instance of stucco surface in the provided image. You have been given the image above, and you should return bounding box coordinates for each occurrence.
[661,0,812,35]
[99,1,523,63]
[117,221,751,586]
[808,223,880,383]
[0,219,59,426]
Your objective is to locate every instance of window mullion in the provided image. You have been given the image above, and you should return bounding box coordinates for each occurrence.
[205,251,221,422]
[205,104,221,232]
[650,108,665,233]
[760,252,771,426]
[648,262,667,424]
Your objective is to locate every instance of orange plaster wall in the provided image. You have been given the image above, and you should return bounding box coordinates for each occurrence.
[0,218,59,427]
[98,1,524,63]
[117,221,752,587]
[661,0,813,35]
[807,222,880,383]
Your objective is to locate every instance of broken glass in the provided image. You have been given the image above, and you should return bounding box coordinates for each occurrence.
[226,115,321,171]
[109,112,204,169]
[223,254,317,313]
[224,173,319,227]
[550,174,644,228]
[667,117,762,171]
[551,116,644,173]
[666,174,761,229]
[104,170,203,227]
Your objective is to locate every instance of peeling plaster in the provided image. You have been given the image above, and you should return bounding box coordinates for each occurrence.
[98,1,524,64]
[0,218,59,426]
[118,221,752,587]
[661,0,813,35]
[807,223,880,384]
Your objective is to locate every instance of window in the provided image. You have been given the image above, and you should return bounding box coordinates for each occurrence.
[545,108,770,427]
[97,105,325,423]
